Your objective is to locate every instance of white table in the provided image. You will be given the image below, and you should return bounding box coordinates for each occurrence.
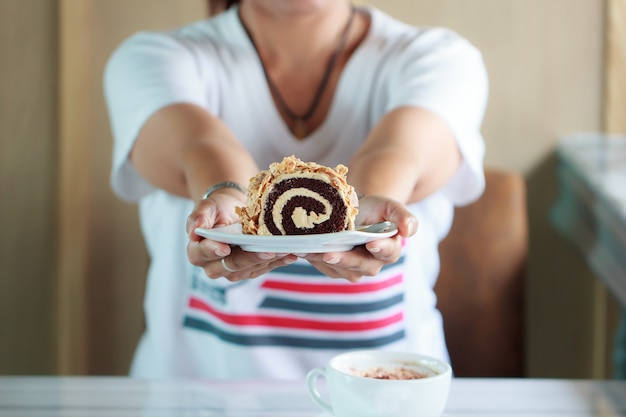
[0,377,625,416]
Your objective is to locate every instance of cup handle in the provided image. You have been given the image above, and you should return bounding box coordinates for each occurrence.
[306,366,333,415]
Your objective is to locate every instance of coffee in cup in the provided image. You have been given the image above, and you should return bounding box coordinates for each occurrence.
[306,350,451,417]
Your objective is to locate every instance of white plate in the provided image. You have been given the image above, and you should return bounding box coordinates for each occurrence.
[195,223,398,253]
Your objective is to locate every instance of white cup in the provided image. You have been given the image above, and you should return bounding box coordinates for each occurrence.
[306,350,452,417]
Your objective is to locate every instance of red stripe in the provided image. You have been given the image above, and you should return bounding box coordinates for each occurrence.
[188,297,403,331]
[261,274,402,294]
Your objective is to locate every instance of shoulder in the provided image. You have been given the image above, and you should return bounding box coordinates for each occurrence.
[362,6,483,64]
[104,8,251,93]
[107,8,243,69]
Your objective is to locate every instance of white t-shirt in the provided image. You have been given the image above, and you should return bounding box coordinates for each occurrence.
[104,5,488,379]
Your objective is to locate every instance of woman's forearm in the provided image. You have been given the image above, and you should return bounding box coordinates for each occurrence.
[130,103,258,200]
[348,106,461,204]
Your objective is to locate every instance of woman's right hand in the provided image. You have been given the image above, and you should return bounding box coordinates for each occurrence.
[186,192,298,282]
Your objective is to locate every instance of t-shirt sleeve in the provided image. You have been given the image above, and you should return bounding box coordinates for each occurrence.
[385,29,489,206]
[103,31,208,202]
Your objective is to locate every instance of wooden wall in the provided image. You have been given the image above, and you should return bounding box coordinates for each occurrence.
[0,0,59,375]
[1,0,206,376]
[1,0,623,377]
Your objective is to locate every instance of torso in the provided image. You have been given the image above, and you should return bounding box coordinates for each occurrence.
[106,5,488,378]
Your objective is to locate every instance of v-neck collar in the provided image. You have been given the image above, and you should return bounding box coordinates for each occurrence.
[229,5,375,143]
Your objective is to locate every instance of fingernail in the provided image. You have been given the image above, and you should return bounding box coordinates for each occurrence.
[259,252,275,260]
[215,248,229,257]
[325,256,339,265]
[368,246,381,253]
[407,220,415,236]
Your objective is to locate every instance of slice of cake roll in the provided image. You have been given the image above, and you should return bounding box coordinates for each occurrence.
[236,155,359,236]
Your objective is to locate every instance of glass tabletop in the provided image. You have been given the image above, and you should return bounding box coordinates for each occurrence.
[0,377,625,417]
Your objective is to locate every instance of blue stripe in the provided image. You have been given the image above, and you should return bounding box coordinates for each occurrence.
[274,255,406,276]
[259,294,404,313]
[183,316,405,348]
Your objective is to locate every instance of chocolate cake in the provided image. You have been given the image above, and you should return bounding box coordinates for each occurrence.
[236,156,358,236]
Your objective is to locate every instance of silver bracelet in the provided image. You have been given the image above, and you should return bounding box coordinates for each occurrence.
[202,181,246,200]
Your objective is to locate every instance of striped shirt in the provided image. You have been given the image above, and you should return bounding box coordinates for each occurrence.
[184,255,407,350]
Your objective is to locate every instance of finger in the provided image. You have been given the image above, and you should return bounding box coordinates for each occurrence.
[325,248,384,277]
[199,249,266,278]
[307,247,381,281]
[187,238,232,266]
[321,236,401,270]
[364,234,403,262]
[221,257,237,273]
[305,259,363,282]
[186,200,219,239]
[209,254,298,281]
[224,249,291,272]
[387,205,418,238]
[358,196,418,239]
[240,254,298,279]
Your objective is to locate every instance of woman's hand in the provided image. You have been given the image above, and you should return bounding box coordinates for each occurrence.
[186,192,297,282]
[300,195,418,282]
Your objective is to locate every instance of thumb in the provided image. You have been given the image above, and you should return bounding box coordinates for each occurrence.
[388,204,418,238]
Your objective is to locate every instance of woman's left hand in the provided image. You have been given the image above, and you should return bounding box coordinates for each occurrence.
[300,195,418,282]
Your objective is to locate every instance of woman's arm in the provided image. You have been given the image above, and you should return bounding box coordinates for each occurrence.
[347,105,462,204]
[130,102,300,280]
[130,102,258,202]
[302,106,457,282]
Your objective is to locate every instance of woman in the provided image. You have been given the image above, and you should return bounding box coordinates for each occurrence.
[104,0,488,379]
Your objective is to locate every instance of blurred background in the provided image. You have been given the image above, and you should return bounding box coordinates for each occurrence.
[1,0,624,378]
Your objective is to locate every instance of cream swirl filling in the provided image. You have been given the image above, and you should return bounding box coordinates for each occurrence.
[272,188,332,234]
